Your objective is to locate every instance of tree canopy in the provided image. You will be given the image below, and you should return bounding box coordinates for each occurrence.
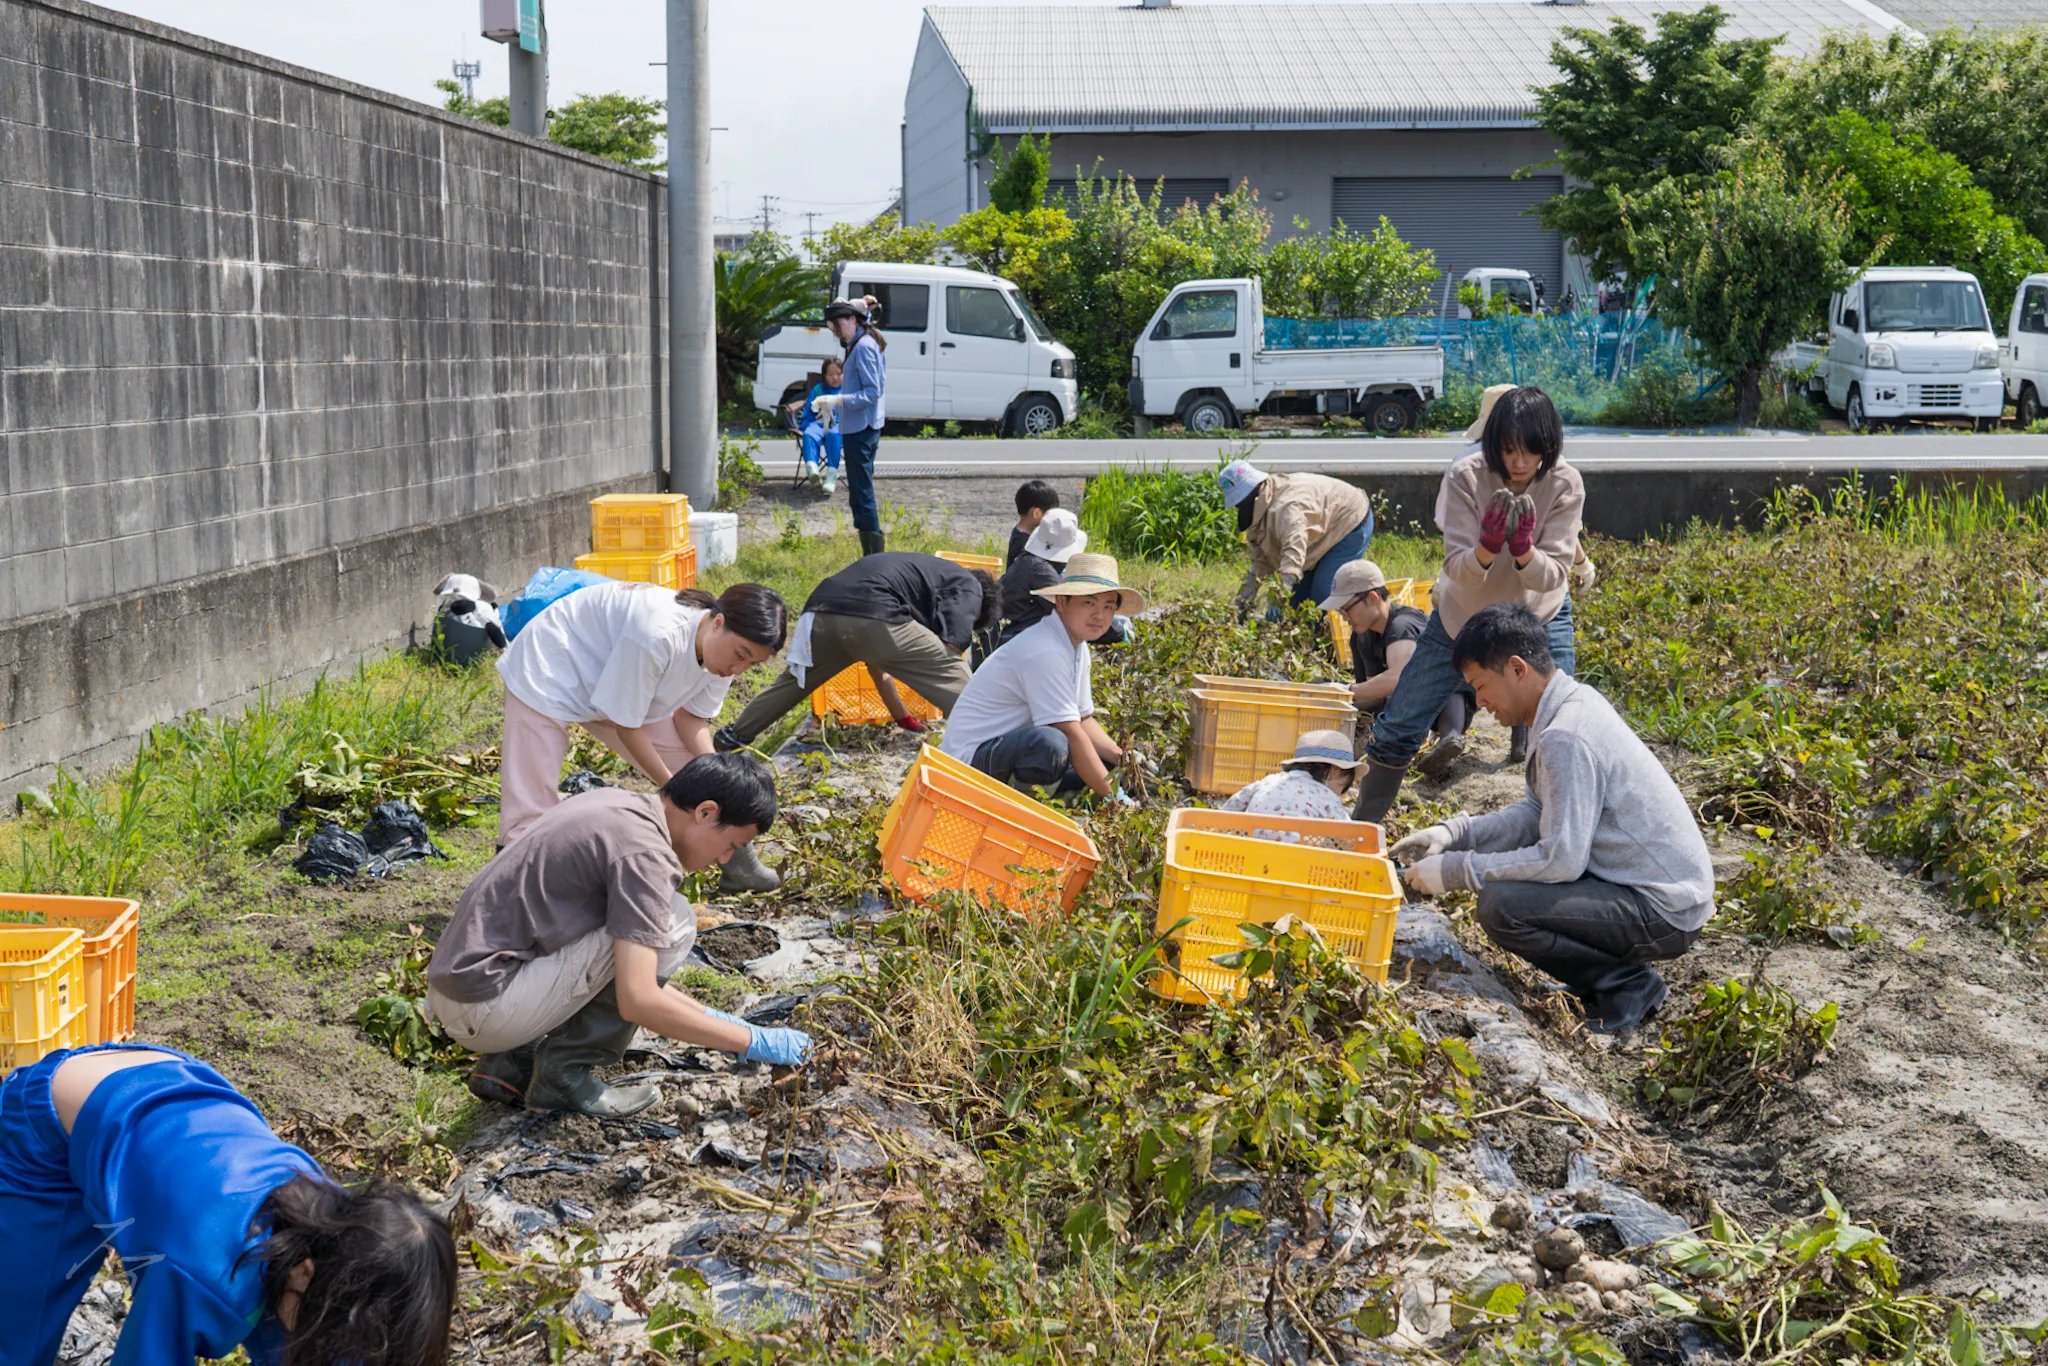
[434,80,666,171]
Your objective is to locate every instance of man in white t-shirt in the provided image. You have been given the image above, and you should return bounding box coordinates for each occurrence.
[941,553,1143,803]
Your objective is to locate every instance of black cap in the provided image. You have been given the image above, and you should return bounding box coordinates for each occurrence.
[823,299,870,323]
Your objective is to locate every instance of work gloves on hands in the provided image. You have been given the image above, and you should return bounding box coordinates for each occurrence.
[1389,824,1454,862]
[1507,494,1538,559]
[705,1008,814,1067]
[1401,856,1448,898]
[810,393,845,416]
[1113,614,1135,639]
[1479,488,1515,554]
[1570,551,1597,594]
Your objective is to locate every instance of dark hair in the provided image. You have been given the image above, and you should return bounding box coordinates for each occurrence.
[821,355,843,378]
[1294,761,1340,785]
[246,1174,455,1366]
[1481,385,1564,481]
[1450,603,1555,675]
[1015,480,1060,516]
[662,752,778,833]
[971,569,1003,635]
[676,583,789,651]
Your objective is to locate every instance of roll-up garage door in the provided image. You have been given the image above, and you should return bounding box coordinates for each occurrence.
[1331,176,1565,304]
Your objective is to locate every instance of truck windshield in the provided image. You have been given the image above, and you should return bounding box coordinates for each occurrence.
[1494,278,1535,310]
[1864,280,1991,333]
[1007,289,1054,342]
[1152,289,1239,340]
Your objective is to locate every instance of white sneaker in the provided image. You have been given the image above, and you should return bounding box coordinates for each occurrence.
[820,468,839,494]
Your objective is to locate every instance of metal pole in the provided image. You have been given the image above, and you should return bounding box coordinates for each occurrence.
[508,4,547,137]
[666,0,716,505]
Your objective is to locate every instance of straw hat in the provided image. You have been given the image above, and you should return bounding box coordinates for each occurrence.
[1280,729,1366,771]
[1316,559,1388,612]
[1023,507,1088,563]
[1031,552,1146,614]
[1463,383,1518,442]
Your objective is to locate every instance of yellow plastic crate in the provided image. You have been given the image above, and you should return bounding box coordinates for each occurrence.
[809,664,946,725]
[0,894,138,1046]
[591,493,690,553]
[1151,808,1399,1004]
[1185,687,1358,796]
[574,547,690,589]
[1400,577,1435,613]
[880,760,1101,917]
[0,927,89,1076]
[1192,674,1351,699]
[881,745,1087,853]
[936,550,1002,575]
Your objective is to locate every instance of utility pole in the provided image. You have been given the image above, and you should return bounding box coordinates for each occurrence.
[666,0,716,505]
[451,59,481,102]
[508,0,547,137]
[758,194,779,235]
[803,211,819,248]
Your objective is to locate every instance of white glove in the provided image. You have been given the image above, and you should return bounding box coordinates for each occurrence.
[1389,824,1454,862]
[1402,855,1447,897]
[1109,789,1140,809]
[1570,555,1597,593]
[811,393,844,415]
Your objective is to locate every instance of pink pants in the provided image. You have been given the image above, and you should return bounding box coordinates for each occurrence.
[498,692,701,846]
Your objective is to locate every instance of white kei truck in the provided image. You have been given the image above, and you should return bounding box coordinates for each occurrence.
[1793,267,2005,430]
[752,262,1080,436]
[1128,277,1445,434]
[2000,272,2048,427]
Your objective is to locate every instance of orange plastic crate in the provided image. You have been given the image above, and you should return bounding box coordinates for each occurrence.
[880,745,1086,853]
[809,664,946,725]
[591,493,690,553]
[880,761,1101,917]
[574,547,690,589]
[1151,808,1397,1004]
[0,894,138,1046]
[0,927,89,1076]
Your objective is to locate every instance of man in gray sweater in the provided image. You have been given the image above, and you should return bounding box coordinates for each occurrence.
[1393,603,1714,1032]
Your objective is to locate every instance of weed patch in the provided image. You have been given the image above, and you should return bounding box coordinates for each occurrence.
[1642,971,1838,1120]
[1717,844,1877,947]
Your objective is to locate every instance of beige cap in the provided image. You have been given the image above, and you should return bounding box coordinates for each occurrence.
[1463,383,1518,442]
[1031,551,1146,615]
[1280,729,1366,771]
[1316,559,1388,611]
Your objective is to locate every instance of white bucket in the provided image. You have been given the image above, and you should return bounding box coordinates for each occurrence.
[689,511,739,568]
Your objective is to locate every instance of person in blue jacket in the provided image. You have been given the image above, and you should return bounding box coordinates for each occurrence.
[788,356,845,494]
[0,1043,455,1366]
[810,296,888,556]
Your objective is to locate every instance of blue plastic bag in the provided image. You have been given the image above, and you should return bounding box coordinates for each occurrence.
[501,567,609,640]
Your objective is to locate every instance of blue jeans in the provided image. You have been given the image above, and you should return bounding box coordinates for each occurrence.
[1293,510,1375,609]
[971,727,1084,792]
[800,422,842,471]
[1365,599,1576,768]
[843,426,880,535]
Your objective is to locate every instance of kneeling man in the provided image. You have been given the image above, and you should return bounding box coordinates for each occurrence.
[427,753,811,1118]
[1394,603,1713,1032]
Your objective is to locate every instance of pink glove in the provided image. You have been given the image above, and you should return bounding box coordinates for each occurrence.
[1478,488,1513,554]
[1507,494,1537,558]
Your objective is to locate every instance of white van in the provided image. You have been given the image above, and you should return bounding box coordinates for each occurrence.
[2001,272,2048,426]
[752,262,1080,435]
[1802,267,2004,430]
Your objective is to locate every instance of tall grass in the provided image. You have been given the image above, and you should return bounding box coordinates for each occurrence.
[1764,476,2048,545]
[1079,462,1242,565]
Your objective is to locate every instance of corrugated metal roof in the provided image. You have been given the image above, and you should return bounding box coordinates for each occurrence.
[926,1,1904,132]
[1874,0,2048,29]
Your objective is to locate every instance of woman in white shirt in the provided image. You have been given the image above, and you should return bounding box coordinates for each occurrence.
[495,582,787,854]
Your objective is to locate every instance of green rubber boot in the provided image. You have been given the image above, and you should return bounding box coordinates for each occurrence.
[719,843,783,895]
[522,984,657,1119]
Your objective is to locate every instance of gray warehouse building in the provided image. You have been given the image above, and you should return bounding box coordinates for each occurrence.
[902,0,1925,297]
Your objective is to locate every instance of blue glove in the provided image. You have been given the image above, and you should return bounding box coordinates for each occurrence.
[703,1007,745,1028]
[742,1025,813,1067]
[1113,614,1134,638]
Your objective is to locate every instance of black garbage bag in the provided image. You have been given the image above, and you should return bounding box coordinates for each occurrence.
[361,801,447,868]
[558,769,613,796]
[294,824,388,883]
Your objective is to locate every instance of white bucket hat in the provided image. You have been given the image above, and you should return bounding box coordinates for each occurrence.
[1217,459,1269,509]
[1023,507,1088,563]
[1464,383,1518,442]
[1031,552,1146,615]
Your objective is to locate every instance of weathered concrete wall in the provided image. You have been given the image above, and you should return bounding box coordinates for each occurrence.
[0,0,672,787]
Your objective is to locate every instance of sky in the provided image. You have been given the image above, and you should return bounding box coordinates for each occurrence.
[107,0,1103,236]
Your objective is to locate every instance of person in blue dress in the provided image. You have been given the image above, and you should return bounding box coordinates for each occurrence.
[1,1043,455,1366]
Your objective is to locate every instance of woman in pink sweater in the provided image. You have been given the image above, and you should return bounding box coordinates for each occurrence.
[1352,386,1584,823]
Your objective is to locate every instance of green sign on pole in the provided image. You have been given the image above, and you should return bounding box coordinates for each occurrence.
[518,0,540,52]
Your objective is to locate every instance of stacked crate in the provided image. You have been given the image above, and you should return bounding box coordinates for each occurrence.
[575,494,697,588]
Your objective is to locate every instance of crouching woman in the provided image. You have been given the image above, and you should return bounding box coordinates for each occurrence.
[0,1044,455,1366]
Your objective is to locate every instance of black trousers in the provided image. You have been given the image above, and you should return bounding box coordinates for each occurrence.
[1474,875,1698,1027]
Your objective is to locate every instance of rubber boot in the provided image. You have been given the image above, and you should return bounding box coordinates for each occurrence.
[522,983,657,1118]
[1415,733,1468,781]
[467,1043,535,1107]
[1507,725,1529,766]
[719,842,783,895]
[1350,758,1408,826]
[858,528,886,557]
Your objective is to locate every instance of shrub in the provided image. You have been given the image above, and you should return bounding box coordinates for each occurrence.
[1079,463,1241,565]
[716,434,764,507]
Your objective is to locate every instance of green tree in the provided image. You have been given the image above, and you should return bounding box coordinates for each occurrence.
[942,205,1075,299]
[1622,145,1862,426]
[988,132,1052,214]
[1260,215,1440,319]
[1793,111,2047,319]
[713,236,826,403]
[435,77,508,127]
[812,213,944,268]
[435,80,666,171]
[1769,27,2048,243]
[1531,6,1779,285]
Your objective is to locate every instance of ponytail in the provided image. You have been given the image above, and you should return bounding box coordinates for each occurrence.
[852,321,887,354]
[677,582,789,651]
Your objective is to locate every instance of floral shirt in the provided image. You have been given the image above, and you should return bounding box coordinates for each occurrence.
[1218,769,1351,841]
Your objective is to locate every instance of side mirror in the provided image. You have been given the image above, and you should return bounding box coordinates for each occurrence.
[1013,320,1026,342]
[1842,309,1859,332]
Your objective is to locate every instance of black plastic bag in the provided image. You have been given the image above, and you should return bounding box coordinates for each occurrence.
[558,769,613,796]
[362,801,446,867]
[295,824,388,883]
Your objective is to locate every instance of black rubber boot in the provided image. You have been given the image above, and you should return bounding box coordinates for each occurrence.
[1350,758,1408,826]
[466,1043,535,1107]
[858,529,887,557]
[522,984,658,1118]
[1507,725,1530,766]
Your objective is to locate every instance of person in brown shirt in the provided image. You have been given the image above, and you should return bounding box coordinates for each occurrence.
[1353,386,1586,824]
[1216,461,1375,617]
[426,754,811,1118]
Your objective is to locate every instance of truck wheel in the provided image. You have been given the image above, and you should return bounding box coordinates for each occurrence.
[1845,384,1867,431]
[1182,395,1237,433]
[1008,393,1064,437]
[2021,384,2042,427]
[1362,393,1415,435]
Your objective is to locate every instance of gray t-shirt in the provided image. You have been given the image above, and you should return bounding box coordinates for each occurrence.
[427,788,683,1004]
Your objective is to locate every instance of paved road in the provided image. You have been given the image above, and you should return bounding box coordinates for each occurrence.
[759,431,2048,477]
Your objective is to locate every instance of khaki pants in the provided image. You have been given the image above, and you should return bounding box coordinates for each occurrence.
[426,898,697,1056]
[498,692,701,846]
[726,612,971,742]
